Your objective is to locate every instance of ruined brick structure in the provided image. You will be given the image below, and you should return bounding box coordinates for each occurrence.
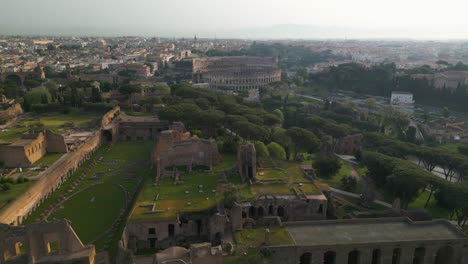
[232,193,328,229]
[267,218,468,264]
[125,212,227,252]
[0,130,67,168]
[192,56,281,93]
[0,103,23,125]
[238,143,256,182]
[334,133,363,155]
[153,128,221,179]
[0,220,97,264]
[118,114,167,141]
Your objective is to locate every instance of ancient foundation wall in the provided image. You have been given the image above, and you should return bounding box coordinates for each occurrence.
[45,130,68,153]
[0,103,23,124]
[0,132,102,225]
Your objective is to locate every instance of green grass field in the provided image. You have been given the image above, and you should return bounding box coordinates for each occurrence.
[131,171,219,221]
[25,140,154,257]
[50,184,126,243]
[0,112,100,143]
[238,161,319,200]
[317,161,351,189]
[35,153,64,166]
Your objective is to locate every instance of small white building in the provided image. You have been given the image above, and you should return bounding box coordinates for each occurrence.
[391,91,414,105]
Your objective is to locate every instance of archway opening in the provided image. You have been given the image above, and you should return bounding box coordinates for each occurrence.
[168,224,175,238]
[213,232,223,246]
[249,206,256,218]
[299,252,312,264]
[348,250,360,264]
[277,206,285,217]
[268,205,274,215]
[413,247,426,264]
[372,249,382,264]
[392,248,401,264]
[324,251,336,264]
[258,207,264,218]
[435,246,454,264]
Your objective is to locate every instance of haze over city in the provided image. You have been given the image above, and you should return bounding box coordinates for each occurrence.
[3,1,468,263]
[1,0,468,39]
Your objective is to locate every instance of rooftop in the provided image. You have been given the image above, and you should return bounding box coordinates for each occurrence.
[285,218,467,246]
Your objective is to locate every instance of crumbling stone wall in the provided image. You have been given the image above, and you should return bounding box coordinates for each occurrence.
[0,132,102,225]
[235,194,327,229]
[0,103,23,124]
[45,130,68,153]
[0,130,68,168]
[101,106,120,127]
[238,144,256,182]
[0,220,97,264]
[1,132,47,168]
[153,129,221,179]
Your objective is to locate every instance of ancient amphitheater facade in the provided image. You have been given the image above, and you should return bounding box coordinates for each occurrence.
[192,56,281,93]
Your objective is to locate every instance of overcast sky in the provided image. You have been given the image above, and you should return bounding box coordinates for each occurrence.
[1,0,468,39]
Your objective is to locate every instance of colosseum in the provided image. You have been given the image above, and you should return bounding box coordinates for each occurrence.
[192,56,281,93]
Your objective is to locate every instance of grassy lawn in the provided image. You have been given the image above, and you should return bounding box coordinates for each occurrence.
[131,171,219,221]
[235,228,294,247]
[318,161,351,189]
[50,184,125,243]
[408,191,450,219]
[256,169,285,181]
[213,153,237,171]
[0,181,35,212]
[0,111,100,143]
[24,140,154,258]
[228,226,295,262]
[35,153,64,166]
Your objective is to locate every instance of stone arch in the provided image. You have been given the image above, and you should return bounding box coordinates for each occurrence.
[277,206,285,217]
[324,251,336,264]
[299,252,312,264]
[168,224,175,238]
[372,249,382,264]
[4,74,22,86]
[348,250,360,264]
[392,248,401,264]
[257,207,264,218]
[248,206,256,218]
[268,205,274,215]
[435,246,454,264]
[213,232,223,246]
[14,242,24,255]
[413,247,426,264]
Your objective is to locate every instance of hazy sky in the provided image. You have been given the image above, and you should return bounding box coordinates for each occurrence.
[1,0,468,39]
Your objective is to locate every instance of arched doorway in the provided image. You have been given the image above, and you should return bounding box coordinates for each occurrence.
[277,206,285,217]
[372,249,381,264]
[4,75,22,87]
[324,251,336,264]
[213,232,223,246]
[102,129,113,142]
[168,224,175,238]
[299,252,312,264]
[268,205,274,215]
[258,207,264,218]
[413,247,426,264]
[249,206,256,218]
[392,248,401,264]
[434,246,454,264]
[348,250,360,264]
